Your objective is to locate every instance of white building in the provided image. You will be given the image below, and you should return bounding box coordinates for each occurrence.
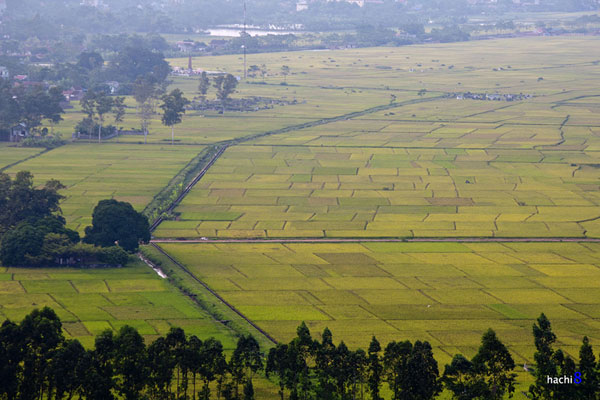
[0,67,8,80]
[297,0,308,11]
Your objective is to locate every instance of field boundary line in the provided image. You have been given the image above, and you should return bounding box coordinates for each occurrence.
[0,147,54,173]
[149,145,228,231]
[149,96,443,233]
[150,243,278,345]
[227,96,445,146]
[152,237,600,243]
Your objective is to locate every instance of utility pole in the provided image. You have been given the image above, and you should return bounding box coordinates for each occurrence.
[243,0,247,79]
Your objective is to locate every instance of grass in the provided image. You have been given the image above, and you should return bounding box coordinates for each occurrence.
[159,241,600,369]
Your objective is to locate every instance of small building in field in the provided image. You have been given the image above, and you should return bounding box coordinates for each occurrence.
[0,66,8,80]
[5,123,30,143]
[63,87,86,101]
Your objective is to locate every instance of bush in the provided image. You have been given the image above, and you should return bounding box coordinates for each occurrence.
[21,134,65,149]
[98,246,129,266]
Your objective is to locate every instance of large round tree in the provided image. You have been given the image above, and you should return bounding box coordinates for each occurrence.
[84,199,150,252]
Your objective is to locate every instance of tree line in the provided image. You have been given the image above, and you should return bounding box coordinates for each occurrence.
[0,171,150,268]
[1,308,598,400]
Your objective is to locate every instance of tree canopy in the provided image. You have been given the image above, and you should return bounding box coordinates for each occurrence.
[84,199,151,252]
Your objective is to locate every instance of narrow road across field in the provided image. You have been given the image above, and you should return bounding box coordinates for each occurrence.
[149,95,444,233]
[152,237,600,244]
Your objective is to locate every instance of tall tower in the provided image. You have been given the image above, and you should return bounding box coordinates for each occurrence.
[0,0,6,14]
[188,54,193,72]
[243,0,247,79]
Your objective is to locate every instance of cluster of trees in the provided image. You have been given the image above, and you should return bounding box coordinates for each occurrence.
[2,309,599,400]
[77,90,125,142]
[28,45,170,95]
[196,72,239,113]
[0,80,65,145]
[0,171,150,267]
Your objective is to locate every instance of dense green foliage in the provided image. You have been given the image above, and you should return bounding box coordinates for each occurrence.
[14,41,170,95]
[0,172,134,267]
[0,81,65,139]
[2,309,599,399]
[84,199,151,252]
[0,171,64,236]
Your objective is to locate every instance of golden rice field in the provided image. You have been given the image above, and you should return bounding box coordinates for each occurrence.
[154,144,600,239]
[159,241,600,367]
[3,37,600,398]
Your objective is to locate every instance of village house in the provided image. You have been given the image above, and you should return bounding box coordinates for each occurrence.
[1,123,30,143]
[62,87,86,101]
[0,66,8,80]
[176,41,196,52]
[106,81,120,94]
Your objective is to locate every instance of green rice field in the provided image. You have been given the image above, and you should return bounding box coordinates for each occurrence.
[159,241,600,367]
[0,258,237,350]
[2,143,204,232]
[0,144,45,170]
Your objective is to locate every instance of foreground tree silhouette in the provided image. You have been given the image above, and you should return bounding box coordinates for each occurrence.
[114,325,149,400]
[471,329,516,399]
[315,328,337,399]
[529,313,558,399]
[0,320,22,399]
[50,339,86,399]
[443,354,488,399]
[266,343,292,400]
[147,336,175,398]
[444,329,515,400]
[368,336,384,400]
[19,307,64,400]
[231,335,263,399]
[80,330,117,400]
[578,336,598,399]
[201,337,227,400]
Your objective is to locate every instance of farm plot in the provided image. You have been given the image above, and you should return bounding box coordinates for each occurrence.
[0,144,46,170]
[159,241,600,366]
[3,143,204,232]
[110,76,418,145]
[0,258,237,350]
[154,145,600,239]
